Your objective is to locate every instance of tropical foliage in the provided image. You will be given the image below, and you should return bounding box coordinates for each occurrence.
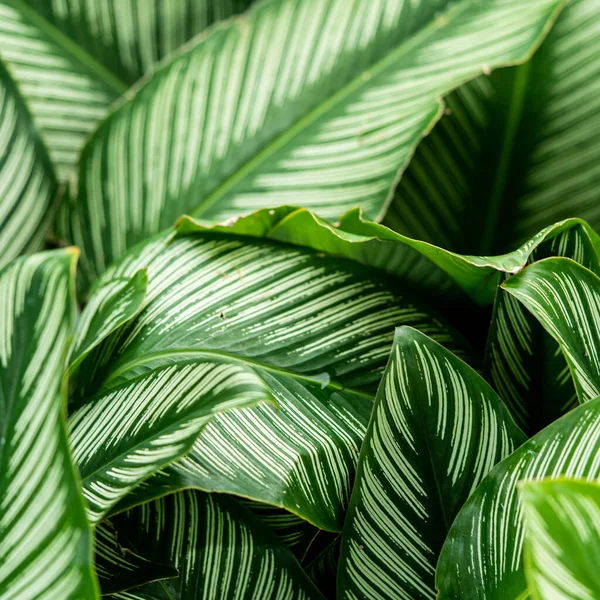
[1,0,600,598]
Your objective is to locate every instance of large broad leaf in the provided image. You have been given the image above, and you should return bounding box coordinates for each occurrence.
[436,395,600,599]
[74,229,465,531]
[0,61,57,270]
[62,0,566,283]
[70,359,271,524]
[503,257,600,403]
[485,223,600,434]
[0,250,98,599]
[0,0,252,179]
[337,327,525,600]
[106,490,324,599]
[519,478,600,600]
[385,0,600,253]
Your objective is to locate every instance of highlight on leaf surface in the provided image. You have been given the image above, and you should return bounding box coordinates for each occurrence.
[337,327,525,600]
[519,478,600,600]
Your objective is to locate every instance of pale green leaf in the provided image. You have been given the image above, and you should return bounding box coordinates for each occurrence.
[337,327,525,600]
[503,257,600,403]
[436,395,600,599]
[0,0,252,179]
[63,0,566,283]
[0,250,99,599]
[520,478,600,600]
[385,0,600,253]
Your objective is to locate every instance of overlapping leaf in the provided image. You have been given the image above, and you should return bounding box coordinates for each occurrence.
[437,395,600,599]
[70,359,271,523]
[520,478,600,600]
[62,0,567,283]
[0,250,98,599]
[337,327,525,600]
[485,223,600,433]
[0,0,252,179]
[0,62,57,270]
[106,490,324,599]
[503,257,600,403]
[75,229,465,531]
[385,0,600,253]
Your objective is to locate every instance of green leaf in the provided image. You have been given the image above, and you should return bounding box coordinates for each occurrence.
[0,250,99,599]
[70,359,272,524]
[436,395,600,599]
[485,223,600,434]
[178,208,600,305]
[519,478,600,600]
[95,520,178,595]
[69,268,148,373]
[0,61,57,270]
[63,0,566,282]
[106,490,324,599]
[337,327,525,600]
[503,257,600,403]
[0,0,253,179]
[75,229,466,531]
[385,0,600,254]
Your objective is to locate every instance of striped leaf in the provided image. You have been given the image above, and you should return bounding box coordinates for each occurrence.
[485,223,600,434]
[69,268,147,373]
[519,478,600,600]
[337,327,525,600]
[62,0,566,284]
[74,229,465,531]
[0,0,253,180]
[385,0,600,254]
[95,520,177,595]
[106,490,324,599]
[70,359,272,524]
[0,250,98,599]
[436,395,600,599]
[0,61,57,270]
[503,257,600,403]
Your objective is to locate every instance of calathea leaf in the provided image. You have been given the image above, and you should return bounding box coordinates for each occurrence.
[75,229,466,531]
[0,61,57,270]
[68,268,148,374]
[63,0,566,283]
[485,223,600,434]
[337,327,525,600]
[179,209,600,305]
[106,490,324,600]
[385,0,600,253]
[436,395,600,599]
[0,250,98,599]
[95,520,178,595]
[0,0,253,179]
[503,257,600,403]
[519,478,600,600]
[70,358,272,524]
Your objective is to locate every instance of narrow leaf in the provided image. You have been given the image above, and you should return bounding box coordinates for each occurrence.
[503,257,600,403]
[337,327,525,600]
[520,478,600,600]
[0,250,98,599]
[64,0,566,282]
[437,395,600,599]
[70,359,272,523]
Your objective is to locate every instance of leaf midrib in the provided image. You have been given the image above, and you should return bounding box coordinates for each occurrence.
[104,348,375,401]
[191,0,470,217]
[6,0,128,94]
